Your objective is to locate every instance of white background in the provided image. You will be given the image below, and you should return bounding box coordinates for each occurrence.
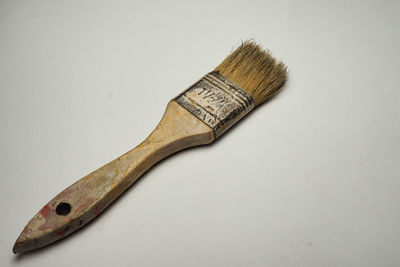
[1,0,399,266]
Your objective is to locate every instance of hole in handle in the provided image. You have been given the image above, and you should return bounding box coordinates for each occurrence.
[56,202,71,216]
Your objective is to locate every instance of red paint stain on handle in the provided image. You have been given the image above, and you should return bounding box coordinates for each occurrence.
[74,205,83,213]
[23,226,32,235]
[40,205,51,218]
[58,230,66,236]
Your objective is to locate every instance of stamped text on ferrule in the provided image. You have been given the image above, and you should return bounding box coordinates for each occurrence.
[174,72,254,138]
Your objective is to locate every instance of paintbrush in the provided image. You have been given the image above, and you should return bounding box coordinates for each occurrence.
[13,41,287,254]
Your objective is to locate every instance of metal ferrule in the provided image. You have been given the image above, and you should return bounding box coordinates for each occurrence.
[174,72,255,139]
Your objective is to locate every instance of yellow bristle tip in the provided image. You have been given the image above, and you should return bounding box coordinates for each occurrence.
[215,41,287,106]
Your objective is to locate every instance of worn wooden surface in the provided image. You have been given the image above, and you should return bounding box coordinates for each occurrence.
[13,101,214,253]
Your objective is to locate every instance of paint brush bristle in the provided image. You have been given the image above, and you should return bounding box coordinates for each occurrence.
[215,41,287,106]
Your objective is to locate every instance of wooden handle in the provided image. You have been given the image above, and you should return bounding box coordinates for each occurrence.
[16,101,213,251]
[75,100,213,214]
[55,100,214,227]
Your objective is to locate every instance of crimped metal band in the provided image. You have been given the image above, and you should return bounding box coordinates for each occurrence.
[174,72,254,138]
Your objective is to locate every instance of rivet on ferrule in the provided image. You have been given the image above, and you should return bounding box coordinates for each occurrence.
[174,71,255,139]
